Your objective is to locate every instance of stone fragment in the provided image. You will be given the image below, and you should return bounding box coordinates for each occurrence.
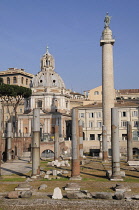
[114,192,125,200]
[65,182,80,191]
[95,192,113,199]
[26,178,33,182]
[44,174,49,179]
[7,191,19,199]
[52,170,57,176]
[62,170,69,174]
[52,187,63,199]
[19,191,32,198]
[131,195,139,200]
[38,184,47,190]
[114,184,131,192]
[46,170,52,175]
[47,162,52,166]
[67,191,92,199]
[15,183,31,191]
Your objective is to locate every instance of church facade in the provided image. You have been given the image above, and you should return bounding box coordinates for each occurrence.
[18,48,72,141]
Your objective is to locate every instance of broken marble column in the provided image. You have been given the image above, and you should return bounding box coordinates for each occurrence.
[110,108,123,181]
[32,108,40,176]
[54,122,59,161]
[102,125,108,161]
[70,108,81,180]
[79,120,83,160]
[127,121,133,161]
[7,122,12,161]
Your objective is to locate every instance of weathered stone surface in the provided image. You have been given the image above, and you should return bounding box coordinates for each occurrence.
[44,174,49,179]
[132,195,139,200]
[52,187,63,199]
[113,192,125,200]
[128,161,139,166]
[106,170,125,179]
[26,178,33,182]
[15,183,31,191]
[46,170,52,175]
[17,183,30,188]
[62,170,69,174]
[114,184,131,192]
[65,183,80,191]
[38,184,47,190]
[95,192,113,200]
[7,191,19,199]
[52,170,57,176]
[67,191,92,199]
[19,191,32,198]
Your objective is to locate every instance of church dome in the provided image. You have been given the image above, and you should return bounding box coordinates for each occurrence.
[31,47,66,89]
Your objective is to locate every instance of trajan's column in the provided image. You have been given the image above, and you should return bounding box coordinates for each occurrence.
[100,13,115,161]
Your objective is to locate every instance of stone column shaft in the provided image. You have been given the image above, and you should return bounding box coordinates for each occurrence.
[100,26,115,158]
[54,123,59,160]
[79,120,83,160]
[32,108,40,176]
[127,121,133,161]
[111,108,123,181]
[7,122,12,161]
[70,108,81,180]
[102,125,108,161]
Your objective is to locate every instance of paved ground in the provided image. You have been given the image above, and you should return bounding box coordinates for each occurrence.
[1,157,32,176]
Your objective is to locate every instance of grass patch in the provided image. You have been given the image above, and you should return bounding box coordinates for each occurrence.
[124,177,139,182]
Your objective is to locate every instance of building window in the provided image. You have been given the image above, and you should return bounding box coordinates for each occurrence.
[122,134,127,140]
[96,112,101,118]
[132,111,138,117]
[66,101,68,108]
[89,121,93,128]
[21,77,24,84]
[37,100,42,108]
[97,121,102,128]
[26,79,28,85]
[94,91,99,95]
[13,77,17,83]
[90,134,95,140]
[98,134,101,140]
[89,113,94,118]
[80,113,84,118]
[7,77,10,84]
[121,121,127,127]
[134,121,139,127]
[20,109,22,113]
[121,111,126,117]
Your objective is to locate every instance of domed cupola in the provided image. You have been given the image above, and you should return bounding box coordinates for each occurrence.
[31,47,66,89]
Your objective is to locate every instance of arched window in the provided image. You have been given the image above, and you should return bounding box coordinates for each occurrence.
[7,77,10,84]
[26,79,28,85]
[13,77,17,83]
[21,77,24,84]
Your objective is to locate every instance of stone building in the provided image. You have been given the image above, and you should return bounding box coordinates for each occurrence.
[76,101,139,156]
[0,68,34,135]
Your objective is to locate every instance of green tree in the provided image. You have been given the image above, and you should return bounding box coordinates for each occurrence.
[0,84,32,133]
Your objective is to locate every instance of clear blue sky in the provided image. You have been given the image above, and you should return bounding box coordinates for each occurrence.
[0,0,139,93]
